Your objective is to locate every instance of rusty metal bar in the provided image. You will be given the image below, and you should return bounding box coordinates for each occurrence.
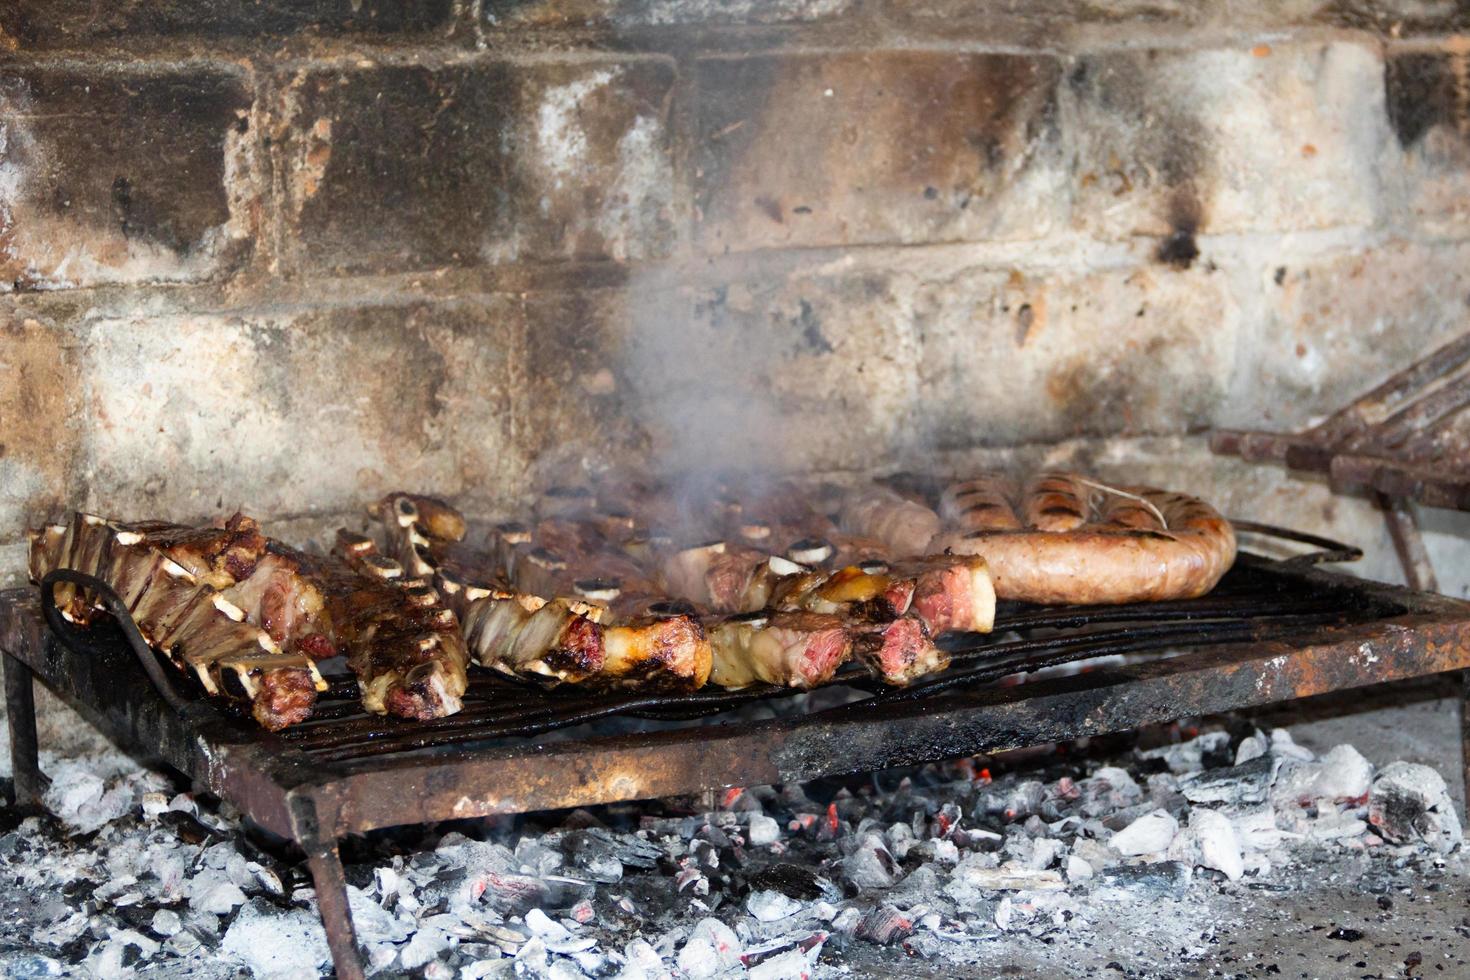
[1461,671,1470,818]
[303,839,365,980]
[3,651,45,807]
[1379,494,1440,593]
[1212,330,1470,512]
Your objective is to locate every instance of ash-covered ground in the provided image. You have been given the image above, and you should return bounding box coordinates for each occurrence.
[0,683,1465,980]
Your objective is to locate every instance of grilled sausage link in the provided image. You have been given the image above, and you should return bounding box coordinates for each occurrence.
[935,475,1236,605]
[940,476,1023,532]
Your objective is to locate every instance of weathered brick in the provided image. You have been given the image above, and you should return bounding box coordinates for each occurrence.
[1384,46,1470,235]
[277,59,675,277]
[513,289,650,485]
[0,313,83,533]
[694,52,1066,253]
[911,262,1238,449]
[0,66,254,290]
[1067,42,1387,244]
[884,0,1470,35]
[81,303,519,520]
[1222,240,1470,431]
[484,0,855,29]
[0,0,453,46]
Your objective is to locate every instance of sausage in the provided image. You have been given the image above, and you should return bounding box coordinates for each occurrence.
[1022,473,1091,532]
[940,476,1023,532]
[934,474,1236,605]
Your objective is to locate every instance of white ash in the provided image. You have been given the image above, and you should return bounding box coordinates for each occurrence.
[0,724,1464,979]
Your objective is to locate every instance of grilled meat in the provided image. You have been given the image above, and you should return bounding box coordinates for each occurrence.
[850,615,946,687]
[378,494,711,691]
[706,610,852,690]
[28,513,326,730]
[841,486,942,557]
[327,531,469,719]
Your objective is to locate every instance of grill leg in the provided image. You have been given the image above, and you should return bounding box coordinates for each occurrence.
[4,651,46,807]
[304,839,365,980]
[1462,671,1470,819]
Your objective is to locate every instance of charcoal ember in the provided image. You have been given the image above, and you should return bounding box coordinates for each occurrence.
[1181,754,1279,806]
[840,833,901,890]
[1270,728,1315,762]
[1065,854,1094,881]
[478,872,594,915]
[689,838,721,871]
[156,810,220,846]
[1094,861,1193,899]
[1168,808,1244,881]
[944,859,1065,896]
[514,935,549,976]
[747,888,806,922]
[908,837,961,867]
[1108,810,1178,856]
[1306,809,1368,841]
[220,898,329,977]
[1310,745,1374,803]
[622,938,666,977]
[0,953,63,977]
[147,909,182,938]
[744,863,840,902]
[676,917,743,978]
[560,828,661,883]
[1070,836,1120,873]
[1137,731,1231,775]
[885,863,944,908]
[400,920,453,970]
[747,814,781,847]
[463,958,514,979]
[1235,730,1270,764]
[1368,762,1464,854]
[514,838,566,877]
[429,837,520,907]
[1079,767,1142,813]
[855,903,915,944]
[979,781,1045,823]
[346,884,411,944]
[185,869,246,915]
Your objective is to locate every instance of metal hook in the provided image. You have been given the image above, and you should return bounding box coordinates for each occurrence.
[39,569,193,714]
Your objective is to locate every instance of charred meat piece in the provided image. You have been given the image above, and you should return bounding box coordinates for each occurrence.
[328,532,469,720]
[382,493,711,691]
[706,611,852,690]
[659,540,807,614]
[28,514,326,730]
[889,555,996,635]
[850,614,947,687]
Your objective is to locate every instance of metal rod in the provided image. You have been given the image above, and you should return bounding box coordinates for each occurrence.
[39,570,194,713]
[1462,670,1470,820]
[3,651,45,807]
[1378,493,1440,593]
[304,839,365,980]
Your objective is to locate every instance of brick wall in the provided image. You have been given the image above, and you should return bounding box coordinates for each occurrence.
[2,0,1469,592]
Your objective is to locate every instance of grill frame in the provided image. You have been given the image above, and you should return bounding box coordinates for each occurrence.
[5,549,1470,980]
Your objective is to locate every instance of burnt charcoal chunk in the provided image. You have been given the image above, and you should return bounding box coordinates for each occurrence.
[744,863,840,901]
[1,0,452,45]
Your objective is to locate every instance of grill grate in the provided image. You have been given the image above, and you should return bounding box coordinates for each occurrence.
[38,538,1398,765]
[7,523,1469,980]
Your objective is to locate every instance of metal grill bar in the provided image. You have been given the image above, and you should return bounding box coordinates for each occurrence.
[7,539,1470,980]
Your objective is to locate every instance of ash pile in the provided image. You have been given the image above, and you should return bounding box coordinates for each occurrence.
[1,725,1464,980]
